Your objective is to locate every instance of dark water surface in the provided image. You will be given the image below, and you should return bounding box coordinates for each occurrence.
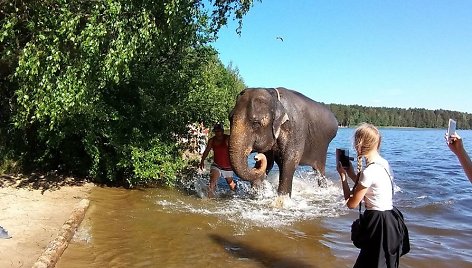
[57,128,472,267]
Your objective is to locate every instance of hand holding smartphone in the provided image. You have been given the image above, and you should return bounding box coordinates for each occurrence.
[447,119,456,136]
[336,148,353,169]
[447,119,457,144]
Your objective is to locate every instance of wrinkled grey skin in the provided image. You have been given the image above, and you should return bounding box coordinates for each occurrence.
[229,87,338,197]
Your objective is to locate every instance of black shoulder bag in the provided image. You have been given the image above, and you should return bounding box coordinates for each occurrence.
[350,200,365,248]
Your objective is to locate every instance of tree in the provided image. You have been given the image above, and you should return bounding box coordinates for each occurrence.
[0,0,256,185]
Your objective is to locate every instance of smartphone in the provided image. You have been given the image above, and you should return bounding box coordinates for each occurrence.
[336,148,352,169]
[447,119,456,137]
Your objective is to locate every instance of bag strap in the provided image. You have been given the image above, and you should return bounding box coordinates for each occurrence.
[358,199,362,217]
[372,163,407,225]
[370,162,394,196]
[352,162,373,217]
[352,173,362,217]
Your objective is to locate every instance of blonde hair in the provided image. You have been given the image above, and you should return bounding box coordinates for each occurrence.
[354,123,381,173]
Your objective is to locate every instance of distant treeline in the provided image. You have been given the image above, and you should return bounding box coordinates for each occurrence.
[327,104,472,129]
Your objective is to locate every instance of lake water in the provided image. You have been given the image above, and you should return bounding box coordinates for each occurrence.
[57,128,472,267]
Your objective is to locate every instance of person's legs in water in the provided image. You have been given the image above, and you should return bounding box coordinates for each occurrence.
[225,177,237,191]
[208,168,221,198]
[221,170,236,191]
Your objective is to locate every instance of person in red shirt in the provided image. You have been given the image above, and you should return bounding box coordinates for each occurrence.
[199,123,237,197]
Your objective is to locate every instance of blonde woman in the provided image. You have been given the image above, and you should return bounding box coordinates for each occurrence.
[337,123,409,268]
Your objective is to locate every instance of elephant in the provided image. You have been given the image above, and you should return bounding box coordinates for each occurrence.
[228,87,338,197]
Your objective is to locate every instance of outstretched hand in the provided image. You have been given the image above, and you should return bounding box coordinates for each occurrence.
[445,132,472,184]
[446,132,464,156]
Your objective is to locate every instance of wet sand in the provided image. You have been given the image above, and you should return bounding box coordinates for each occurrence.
[0,174,93,267]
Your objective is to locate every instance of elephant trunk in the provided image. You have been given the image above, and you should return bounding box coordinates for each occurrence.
[229,126,267,183]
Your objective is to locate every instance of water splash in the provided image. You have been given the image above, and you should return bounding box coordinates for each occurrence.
[72,222,92,244]
[157,169,347,229]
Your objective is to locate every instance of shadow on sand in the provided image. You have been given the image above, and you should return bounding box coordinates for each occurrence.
[0,172,88,194]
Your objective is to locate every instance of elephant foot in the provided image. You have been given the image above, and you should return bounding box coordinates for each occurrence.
[317,175,328,188]
[312,169,328,188]
[270,194,294,208]
[250,179,263,189]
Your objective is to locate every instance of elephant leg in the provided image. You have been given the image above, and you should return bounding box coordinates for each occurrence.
[313,158,326,175]
[313,152,328,188]
[313,167,328,188]
[277,160,298,197]
[264,151,275,175]
[316,163,325,175]
[316,146,329,176]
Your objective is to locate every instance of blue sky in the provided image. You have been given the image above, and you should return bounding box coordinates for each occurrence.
[212,1,472,113]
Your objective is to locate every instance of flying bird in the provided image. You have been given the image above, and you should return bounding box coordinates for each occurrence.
[276,36,284,42]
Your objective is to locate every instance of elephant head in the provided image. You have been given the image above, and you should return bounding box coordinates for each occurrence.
[229,88,288,183]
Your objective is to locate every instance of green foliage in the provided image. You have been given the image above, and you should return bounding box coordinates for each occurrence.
[130,138,184,187]
[0,0,252,186]
[0,159,20,175]
[185,57,246,126]
[329,103,472,129]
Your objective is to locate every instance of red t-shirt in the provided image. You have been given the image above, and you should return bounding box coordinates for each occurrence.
[213,136,231,170]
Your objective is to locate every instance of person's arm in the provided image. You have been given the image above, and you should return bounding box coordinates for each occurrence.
[337,161,353,199]
[448,133,472,183]
[456,149,472,183]
[346,183,368,209]
[337,161,367,209]
[339,171,352,200]
[199,138,213,170]
[345,162,358,184]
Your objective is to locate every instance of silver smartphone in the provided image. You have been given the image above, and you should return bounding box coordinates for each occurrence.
[447,119,456,136]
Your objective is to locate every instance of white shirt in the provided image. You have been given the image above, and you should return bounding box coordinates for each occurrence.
[359,156,394,211]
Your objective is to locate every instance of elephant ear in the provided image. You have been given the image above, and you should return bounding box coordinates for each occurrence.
[270,89,289,139]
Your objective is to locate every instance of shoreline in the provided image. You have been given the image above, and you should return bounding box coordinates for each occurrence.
[0,174,94,267]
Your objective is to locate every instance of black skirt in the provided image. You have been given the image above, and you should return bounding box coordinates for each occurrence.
[353,208,408,268]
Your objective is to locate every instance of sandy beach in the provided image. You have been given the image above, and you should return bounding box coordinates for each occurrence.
[0,174,93,267]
